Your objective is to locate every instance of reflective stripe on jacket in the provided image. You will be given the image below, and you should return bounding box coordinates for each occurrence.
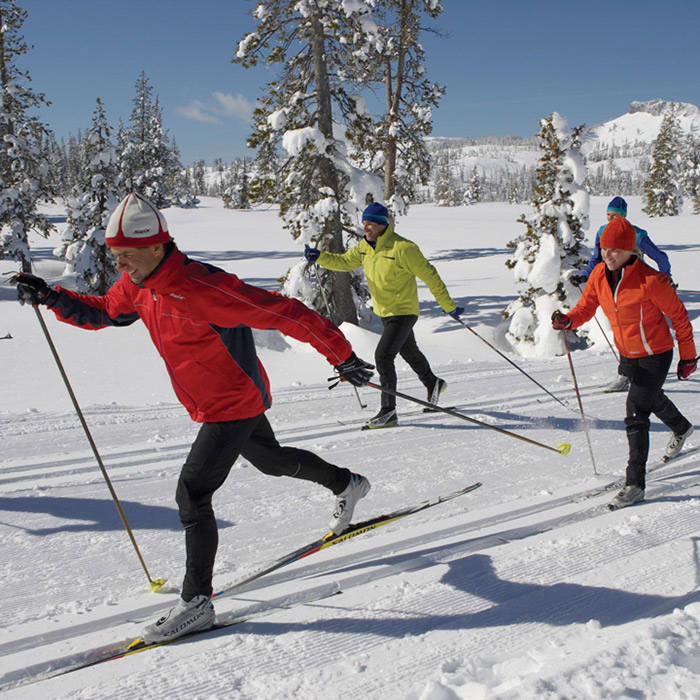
[568,258,695,360]
[316,227,456,317]
[46,247,352,422]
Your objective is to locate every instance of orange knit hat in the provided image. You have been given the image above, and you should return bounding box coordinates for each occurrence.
[600,218,636,252]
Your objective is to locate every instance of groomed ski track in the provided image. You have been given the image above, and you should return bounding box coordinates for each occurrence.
[2,352,700,699]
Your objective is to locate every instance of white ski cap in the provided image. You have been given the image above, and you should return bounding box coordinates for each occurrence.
[106,193,170,248]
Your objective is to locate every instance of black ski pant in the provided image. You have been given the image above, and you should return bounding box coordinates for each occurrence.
[375,315,438,410]
[176,413,352,601]
[619,350,691,488]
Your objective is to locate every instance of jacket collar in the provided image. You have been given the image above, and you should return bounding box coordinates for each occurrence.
[605,255,638,292]
[136,245,186,292]
[367,226,396,251]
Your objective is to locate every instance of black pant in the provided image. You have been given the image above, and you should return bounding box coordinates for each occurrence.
[175,413,351,600]
[375,315,438,410]
[619,350,691,488]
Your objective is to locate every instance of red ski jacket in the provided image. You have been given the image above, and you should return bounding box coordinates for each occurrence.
[45,247,353,422]
[567,258,696,361]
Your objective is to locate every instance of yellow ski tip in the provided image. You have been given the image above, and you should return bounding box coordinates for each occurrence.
[557,442,571,456]
[150,578,166,592]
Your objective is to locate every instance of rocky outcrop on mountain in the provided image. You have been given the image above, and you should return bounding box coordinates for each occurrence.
[629,99,700,119]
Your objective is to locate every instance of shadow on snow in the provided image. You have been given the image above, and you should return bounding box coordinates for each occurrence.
[242,538,700,638]
[0,495,233,535]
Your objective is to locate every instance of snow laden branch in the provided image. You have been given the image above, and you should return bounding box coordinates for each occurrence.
[504,112,590,358]
[345,0,446,212]
[0,0,54,272]
[234,0,384,326]
[54,98,121,294]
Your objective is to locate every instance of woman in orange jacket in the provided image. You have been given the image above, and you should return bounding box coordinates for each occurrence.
[552,217,697,510]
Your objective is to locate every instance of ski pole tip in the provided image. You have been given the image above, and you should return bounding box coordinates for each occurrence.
[557,442,571,456]
[150,578,167,592]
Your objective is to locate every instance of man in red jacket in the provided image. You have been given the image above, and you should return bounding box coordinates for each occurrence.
[552,218,696,510]
[16,193,374,643]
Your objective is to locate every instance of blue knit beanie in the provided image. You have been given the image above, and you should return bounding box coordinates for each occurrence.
[607,196,627,216]
[362,202,390,227]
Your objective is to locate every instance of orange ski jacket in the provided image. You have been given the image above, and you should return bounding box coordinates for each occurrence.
[567,258,696,361]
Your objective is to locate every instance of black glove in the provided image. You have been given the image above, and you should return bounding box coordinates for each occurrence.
[304,245,320,263]
[569,274,588,287]
[15,273,51,306]
[551,310,572,330]
[334,352,374,387]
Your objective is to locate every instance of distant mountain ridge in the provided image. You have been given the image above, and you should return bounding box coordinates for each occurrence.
[425,100,700,199]
[583,99,700,158]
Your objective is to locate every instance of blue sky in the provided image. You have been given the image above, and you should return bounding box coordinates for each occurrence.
[20,0,700,166]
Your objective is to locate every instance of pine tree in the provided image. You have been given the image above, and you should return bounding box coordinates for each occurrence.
[643,109,683,217]
[347,0,445,214]
[504,113,589,356]
[165,137,197,207]
[222,159,251,209]
[120,72,190,208]
[0,0,54,272]
[62,132,84,194]
[431,150,462,206]
[681,132,700,215]
[433,161,462,206]
[192,160,207,196]
[41,132,67,199]
[55,98,122,293]
[235,0,383,325]
[464,165,483,205]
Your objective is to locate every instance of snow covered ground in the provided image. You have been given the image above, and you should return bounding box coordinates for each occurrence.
[1,197,700,699]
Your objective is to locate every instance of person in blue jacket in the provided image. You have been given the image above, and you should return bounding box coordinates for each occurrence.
[572,196,672,283]
[570,196,673,393]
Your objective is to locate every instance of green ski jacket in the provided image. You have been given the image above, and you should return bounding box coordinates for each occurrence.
[317,228,457,318]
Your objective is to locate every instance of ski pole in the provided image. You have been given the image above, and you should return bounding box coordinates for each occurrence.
[451,316,570,410]
[560,329,598,475]
[311,260,366,409]
[364,381,571,456]
[32,306,165,591]
[590,313,619,362]
[572,282,618,362]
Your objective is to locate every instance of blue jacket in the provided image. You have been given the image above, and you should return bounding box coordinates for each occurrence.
[583,223,671,279]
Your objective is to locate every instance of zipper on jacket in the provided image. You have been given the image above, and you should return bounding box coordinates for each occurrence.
[611,268,630,358]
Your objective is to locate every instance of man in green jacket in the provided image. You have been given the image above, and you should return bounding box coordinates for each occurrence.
[305,202,464,429]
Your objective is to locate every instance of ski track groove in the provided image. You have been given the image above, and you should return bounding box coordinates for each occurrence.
[197,480,700,699]
[97,484,700,700]
[5,450,695,646]
[2,349,697,697]
[289,496,700,699]
[3,469,697,687]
